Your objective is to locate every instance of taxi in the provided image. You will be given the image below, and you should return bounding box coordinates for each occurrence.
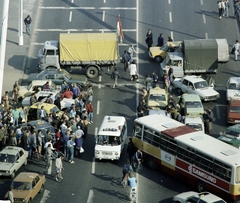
[227,100,240,124]
[178,94,204,118]
[218,124,240,148]
[147,87,167,110]
[149,41,181,62]
[226,77,240,102]
[5,172,45,203]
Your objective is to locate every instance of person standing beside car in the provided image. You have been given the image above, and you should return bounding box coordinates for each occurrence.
[233,40,240,61]
[145,29,153,50]
[8,186,14,203]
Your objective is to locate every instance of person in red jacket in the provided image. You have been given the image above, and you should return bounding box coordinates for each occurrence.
[61,88,73,99]
[86,101,94,124]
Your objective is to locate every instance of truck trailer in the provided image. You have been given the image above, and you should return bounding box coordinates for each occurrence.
[38,33,119,78]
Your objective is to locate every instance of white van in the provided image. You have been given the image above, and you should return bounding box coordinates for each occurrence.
[95,116,127,160]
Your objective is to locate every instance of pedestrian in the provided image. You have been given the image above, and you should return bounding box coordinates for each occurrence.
[145,29,153,50]
[28,131,37,158]
[55,128,61,151]
[45,143,53,174]
[129,60,138,81]
[217,0,225,19]
[54,96,61,110]
[2,91,10,111]
[176,111,183,122]
[82,116,89,140]
[141,87,148,101]
[55,154,63,181]
[12,81,19,102]
[12,106,20,127]
[122,50,131,71]
[168,35,173,42]
[157,33,164,46]
[42,81,50,91]
[87,84,93,102]
[37,106,47,120]
[144,74,152,91]
[30,92,37,106]
[207,107,214,131]
[75,126,84,157]
[233,40,240,61]
[164,74,170,93]
[37,130,43,156]
[137,101,147,117]
[168,65,174,84]
[8,186,14,203]
[61,88,73,99]
[71,83,80,99]
[111,68,121,89]
[63,130,70,157]
[203,110,210,134]
[127,138,136,160]
[128,44,137,63]
[86,101,94,124]
[122,159,133,181]
[15,126,23,146]
[224,0,230,17]
[152,71,158,88]
[61,80,69,93]
[24,15,32,35]
[67,136,75,163]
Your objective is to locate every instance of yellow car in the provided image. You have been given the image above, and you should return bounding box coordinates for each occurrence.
[5,172,46,203]
[149,41,181,62]
[147,87,167,109]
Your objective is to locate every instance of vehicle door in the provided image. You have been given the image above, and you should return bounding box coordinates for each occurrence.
[14,153,21,171]
[186,81,195,94]
[18,149,25,167]
[180,79,188,92]
[120,123,127,152]
[32,176,40,198]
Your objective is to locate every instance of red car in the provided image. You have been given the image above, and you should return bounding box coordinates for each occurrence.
[227,100,240,124]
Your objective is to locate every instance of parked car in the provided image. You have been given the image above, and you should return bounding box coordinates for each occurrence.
[226,77,240,102]
[218,124,240,148]
[173,191,226,203]
[0,146,28,178]
[184,116,204,132]
[19,80,60,99]
[5,172,45,203]
[149,41,181,62]
[173,75,219,101]
[178,94,204,118]
[147,87,167,109]
[28,69,89,88]
[227,100,240,124]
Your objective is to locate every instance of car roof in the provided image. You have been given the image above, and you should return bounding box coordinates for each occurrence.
[193,192,225,202]
[31,80,53,85]
[28,120,53,128]
[13,172,39,183]
[229,77,240,84]
[227,124,240,132]
[0,146,23,155]
[30,102,58,109]
[184,116,203,123]
[182,75,205,83]
[149,87,166,94]
[181,94,201,101]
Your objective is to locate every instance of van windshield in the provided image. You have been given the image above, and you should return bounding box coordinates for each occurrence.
[96,135,120,146]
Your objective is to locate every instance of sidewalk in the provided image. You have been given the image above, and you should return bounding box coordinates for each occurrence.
[0,0,38,95]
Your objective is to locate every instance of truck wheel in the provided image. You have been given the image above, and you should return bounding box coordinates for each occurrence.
[177,88,183,95]
[86,66,99,78]
[154,56,163,63]
[146,156,156,169]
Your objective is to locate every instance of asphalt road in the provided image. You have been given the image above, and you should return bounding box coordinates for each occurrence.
[1,0,240,202]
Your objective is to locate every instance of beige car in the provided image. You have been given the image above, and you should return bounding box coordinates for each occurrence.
[147,87,167,109]
[19,80,61,99]
[0,146,28,178]
[5,172,46,203]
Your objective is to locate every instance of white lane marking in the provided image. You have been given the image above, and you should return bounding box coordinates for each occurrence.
[205,33,208,39]
[170,31,174,41]
[39,190,50,203]
[94,127,98,143]
[168,0,171,4]
[136,0,139,85]
[169,12,172,22]
[200,0,203,5]
[40,7,136,10]
[203,14,206,24]
[98,75,102,89]
[69,11,72,22]
[97,101,100,115]
[91,157,96,174]
[86,190,94,203]
[103,0,106,3]
[102,11,105,21]
[35,29,137,32]
[71,0,74,3]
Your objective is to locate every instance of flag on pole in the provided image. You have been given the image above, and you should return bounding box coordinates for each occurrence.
[116,15,124,42]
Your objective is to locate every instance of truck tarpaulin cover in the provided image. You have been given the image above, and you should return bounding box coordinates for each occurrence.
[183,39,218,71]
[59,33,118,62]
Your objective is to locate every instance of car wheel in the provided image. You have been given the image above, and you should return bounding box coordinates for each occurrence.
[197,181,206,192]
[39,185,44,194]
[86,66,99,78]
[146,156,156,169]
[11,171,15,179]
[24,159,28,166]
[154,56,163,63]
[177,88,183,95]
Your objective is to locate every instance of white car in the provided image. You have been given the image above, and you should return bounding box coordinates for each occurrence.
[173,75,220,101]
[184,116,204,132]
[173,191,226,203]
[226,77,240,101]
[0,146,28,178]
[22,91,75,110]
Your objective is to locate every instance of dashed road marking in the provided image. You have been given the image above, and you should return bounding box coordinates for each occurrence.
[86,189,94,203]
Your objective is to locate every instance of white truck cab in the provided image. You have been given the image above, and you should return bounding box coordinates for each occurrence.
[95,116,127,161]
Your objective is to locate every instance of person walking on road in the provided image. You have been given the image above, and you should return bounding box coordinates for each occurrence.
[86,101,94,124]
[122,50,130,72]
[144,74,152,91]
[168,35,173,42]
[224,0,230,17]
[207,107,214,132]
[45,143,53,174]
[127,138,136,160]
[111,68,121,89]
[55,154,63,181]
[157,33,164,47]
[145,29,153,50]
[203,110,210,134]
[152,71,158,88]
[128,44,137,63]
[217,0,225,19]
[233,40,240,61]
[67,136,75,163]
[8,186,14,203]
[24,15,32,35]
[129,60,138,81]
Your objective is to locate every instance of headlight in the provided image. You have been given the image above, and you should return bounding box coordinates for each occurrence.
[95,151,99,154]
[115,152,119,155]
[6,171,9,174]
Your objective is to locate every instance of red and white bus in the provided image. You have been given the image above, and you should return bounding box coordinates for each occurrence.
[132,114,240,202]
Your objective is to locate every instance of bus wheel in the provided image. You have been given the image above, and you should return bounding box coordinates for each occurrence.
[146,156,156,169]
[197,181,206,192]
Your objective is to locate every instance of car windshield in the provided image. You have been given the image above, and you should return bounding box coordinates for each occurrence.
[12,181,32,190]
[27,83,33,91]
[186,124,202,131]
[230,106,240,113]
[229,83,240,90]
[149,94,166,101]
[161,44,169,52]
[50,106,61,113]
[36,71,46,79]
[0,153,16,163]
[225,129,240,139]
[194,81,208,89]
[185,101,203,108]
[61,70,71,80]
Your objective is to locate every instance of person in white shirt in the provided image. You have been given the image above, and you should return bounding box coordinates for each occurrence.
[233,40,240,61]
[129,60,138,81]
